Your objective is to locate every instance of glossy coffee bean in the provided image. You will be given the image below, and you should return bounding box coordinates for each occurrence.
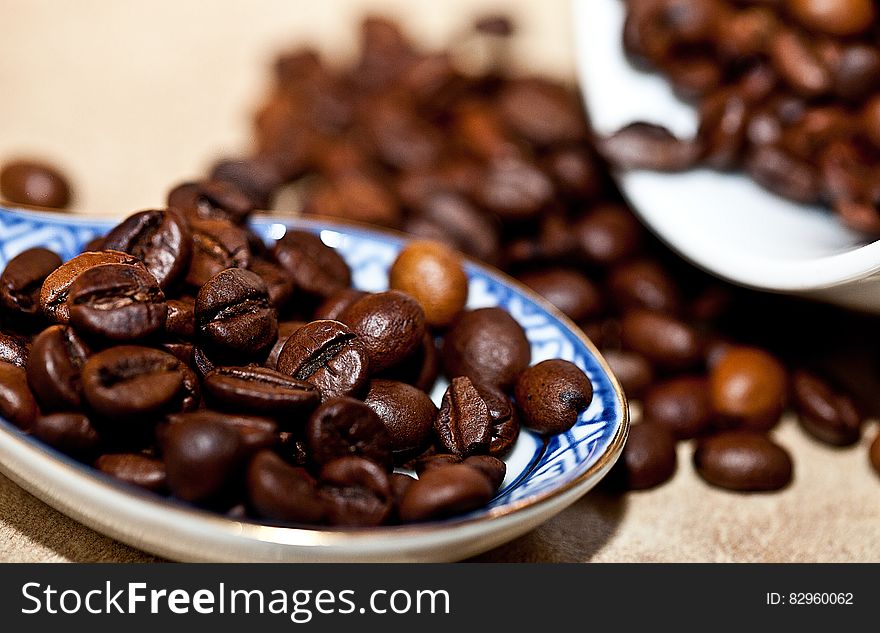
[389,240,469,328]
[413,453,461,476]
[95,453,167,493]
[518,268,603,322]
[165,410,277,455]
[40,250,141,324]
[264,320,305,370]
[573,205,642,267]
[165,298,195,340]
[791,370,862,446]
[306,397,393,469]
[319,456,392,526]
[612,423,677,490]
[203,366,320,417]
[339,291,426,374]
[313,289,366,321]
[0,160,71,209]
[643,376,712,439]
[435,376,492,456]
[462,455,506,491]
[168,179,256,225]
[620,309,704,370]
[210,157,281,210]
[248,258,295,310]
[601,349,654,400]
[277,320,370,400]
[185,218,251,288]
[364,379,436,453]
[515,359,593,434]
[195,268,278,361]
[709,346,787,430]
[608,259,680,314]
[598,122,700,171]
[31,412,101,459]
[478,156,554,220]
[0,332,30,367]
[787,0,875,37]
[474,380,520,458]
[68,263,167,341]
[398,464,495,522]
[0,248,62,317]
[441,307,530,390]
[694,431,793,492]
[246,449,325,523]
[161,416,242,503]
[26,325,90,411]
[272,230,351,300]
[0,361,38,429]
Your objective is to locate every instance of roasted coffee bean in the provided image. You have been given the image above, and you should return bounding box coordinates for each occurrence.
[185,218,250,288]
[389,240,469,328]
[95,453,167,493]
[470,380,520,458]
[573,204,643,266]
[101,209,192,289]
[278,429,309,467]
[709,346,787,430]
[339,291,426,373]
[398,464,495,522]
[272,230,351,300]
[770,29,831,97]
[544,146,603,199]
[306,397,393,469]
[601,349,654,399]
[620,309,704,370]
[791,370,862,446]
[377,331,440,393]
[364,379,436,454]
[462,455,506,490]
[478,156,554,220]
[246,450,325,523]
[413,453,461,476]
[0,248,62,318]
[499,78,586,147]
[390,472,416,512]
[598,123,700,171]
[276,320,370,400]
[435,376,492,456]
[474,13,514,36]
[68,263,167,341]
[304,172,401,227]
[0,361,38,429]
[643,376,712,439]
[161,341,194,367]
[610,423,677,490]
[248,258,295,310]
[313,289,366,321]
[161,415,243,503]
[319,456,393,526]
[165,298,195,339]
[404,191,501,264]
[195,268,278,360]
[26,325,90,411]
[0,332,29,367]
[168,179,256,225]
[264,320,305,371]
[30,412,101,459]
[441,307,530,390]
[0,160,71,209]
[744,145,821,204]
[515,359,593,434]
[210,157,281,210]
[40,250,141,324]
[165,410,277,454]
[694,431,793,492]
[203,366,320,417]
[608,259,680,314]
[787,0,875,37]
[518,268,603,322]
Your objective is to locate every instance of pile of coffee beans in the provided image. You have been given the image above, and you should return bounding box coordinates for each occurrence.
[606,0,880,233]
[0,202,596,526]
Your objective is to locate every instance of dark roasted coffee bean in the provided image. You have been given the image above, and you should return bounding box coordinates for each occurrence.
[573,204,643,266]
[161,415,242,503]
[518,268,603,322]
[398,464,494,522]
[195,268,278,361]
[102,209,192,289]
[248,258,295,310]
[210,157,281,210]
[744,145,821,203]
[643,376,712,439]
[272,230,351,300]
[95,453,167,493]
[319,456,392,526]
[313,289,366,321]
[479,156,554,220]
[471,380,520,458]
[246,450,325,523]
[694,431,793,491]
[68,263,167,341]
[462,455,506,491]
[203,366,320,417]
[787,0,875,37]
[441,307,530,390]
[0,160,71,209]
[304,172,401,227]
[698,86,750,169]
[498,78,586,146]
[620,309,704,370]
[601,349,654,400]
[770,28,831,97]
[26,325,90,411]
[390,472,416,514]
[0,332,30,367]
[31,412,101,459]
[168,179,256,225]
[185,218,251,288]
[515,359,593,434]
[0,248,62,317]
[364,379,436,454]
[413,453,461,476]
[0,361,38,429]
[264,320,305,371]
[40,250,141,323]
[599,122,700,171]
[792,370,863,446]
[161,341,194,367]
[709,346,787,431]
[165,298,195,339]
[545,146,603,199]
[306,397,392,470]
[339,291,426,373]
[435,376,492,456]
[611,423,677,490]
[276,320,369,400]
[404,191,501,264]
[377,331,440,393]
[165,410,277,454]
[389,240,469,328]
[608,259,680,314]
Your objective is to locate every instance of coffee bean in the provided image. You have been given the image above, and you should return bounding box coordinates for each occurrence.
[478,156,554,220]
[0,160,71,209]
[246,449,325,523]
[319,456,392,526]
[248,258,295,311]
[376,331,440,393]
[185,218,251,288]
[744,145,821,204]
[694,431,793,492]
[203,366,320,417]
[573,205,643,267]
[313,289,366,321]
[435,376,493,456]
[404,191,501,264]
[471,380,520,458]
[441,307,530,390]
[161,341,194,367]
[709,346,787,430]
[643,376,712,439]
[474,14,514,37]
[364,379,436,454]
[195,268,278,361]
[165,410,277,455]
[165,298,195,340]
[264,320,305,371]
[306,397,393,469]
[787,0,875,37]
[339,291,426,373]
[499,78,586,146]
[518,268,603,322]
[389,240,469,328]
[390,472,416,514]
[515,359,593,434]
[272,230,351,300]
[210,157,281,210]
[304,172,401,227]
[413,453,461,476]
[276,320,370,400]
[462,455,506,491]
[398,464,495,522]
[95,453,167,493]
[26,325,91,411]
[611,423,677,490]
[791,370,862,446]
[598,122,700,171]
[620,309,704,370]
[601,349,654,399]
[545,147,603,199]
[31,412,101,459]
[0,361,38,429]
[68,263,167,341]
[0,332,30,367]
[608,259,680,314]
[0,248,62,318]
[168,179,256,225]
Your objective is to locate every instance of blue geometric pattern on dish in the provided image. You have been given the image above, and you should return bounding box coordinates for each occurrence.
[0,206,625,519]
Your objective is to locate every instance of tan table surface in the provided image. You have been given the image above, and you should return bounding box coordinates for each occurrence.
[1,0,879,563]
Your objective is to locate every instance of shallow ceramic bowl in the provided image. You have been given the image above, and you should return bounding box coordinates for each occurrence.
[0,206,628,562]
[574,0,880,312]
